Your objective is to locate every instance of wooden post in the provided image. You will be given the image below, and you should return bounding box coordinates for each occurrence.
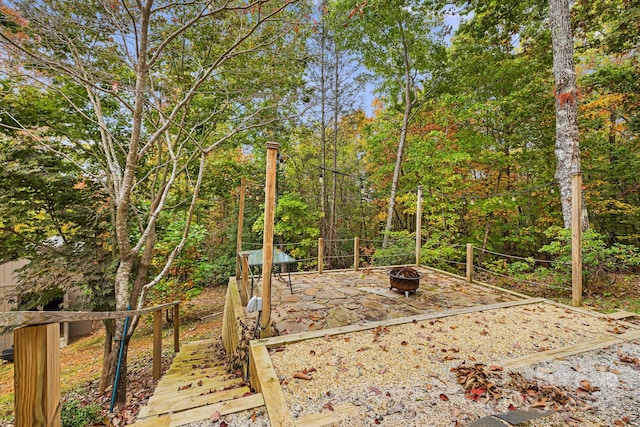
[260,142,278,338]
[466,243,473,283]
[153,310,162,380]
[354,237,360,271]
[173,304,180,353]
[14,324,61,427]
[318,237,324,273]
[572,173,583,307]
[235,177,246,278]
[241,253,250,303]
[415,185,423,266]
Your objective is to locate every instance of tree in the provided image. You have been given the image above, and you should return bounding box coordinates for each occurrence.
[549,0,588,229]
[0,0,308,402]
[330,0,446,246]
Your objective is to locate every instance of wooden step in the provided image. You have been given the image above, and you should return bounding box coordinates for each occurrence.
[139,386,252,419]
[152,377,244,399]
[133,393,265,427]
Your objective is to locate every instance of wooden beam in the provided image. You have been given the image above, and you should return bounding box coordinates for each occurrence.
[249,344,295,426]
[173,304,180,353]
[571,173,583,307]
[354,237,360,271]
[318,237,324,274]
[236,177,246,279]
[251,298,546,348]
[295,403,360,427]
[241,253,250,305]
[153,310,162,381]
[0,301,180,328]
[261,142,278,338]
[466,243,473,283]
[415,185,423,266]
[14,324,61,427]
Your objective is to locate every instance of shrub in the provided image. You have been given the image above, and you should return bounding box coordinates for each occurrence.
[540,226,640,291]
[61,399,102,427]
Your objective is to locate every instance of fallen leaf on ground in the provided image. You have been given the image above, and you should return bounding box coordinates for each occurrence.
[439,393,449,401]
[210,410,221,422]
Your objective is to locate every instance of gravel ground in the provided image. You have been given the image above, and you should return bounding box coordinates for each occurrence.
[182,302,638,427]
[264,303,635,426]
[514,340,640,426]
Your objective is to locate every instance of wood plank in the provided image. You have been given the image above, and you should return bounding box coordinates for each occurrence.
[250,344,295,426]
[295,403,360,427]
[132,393,264,427]
[152,378,242,398]
[165,361,227,375]
[620,328,640,341]
[153,311,162,381]
[139,386,251,419]
[0,301,180,328]
[14,324,61,427]
[607,310,638,320]
[503,335,624,369]
[252,298,546,348]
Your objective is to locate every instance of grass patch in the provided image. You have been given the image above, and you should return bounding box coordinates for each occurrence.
[0,392,14,421]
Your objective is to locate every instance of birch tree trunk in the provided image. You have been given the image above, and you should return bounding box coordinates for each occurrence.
[549,0,588,229]
[383,29,413,248]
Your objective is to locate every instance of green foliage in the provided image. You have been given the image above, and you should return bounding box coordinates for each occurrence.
[372,231,414,266]
[540,226,640,289]
[61,399,102,427]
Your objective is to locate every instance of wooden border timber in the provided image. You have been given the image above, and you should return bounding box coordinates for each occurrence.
[251,298,545,349]
[249,344,295,426]
[221,277,248,378]
[0,301,180,328]
[504,328,640,369]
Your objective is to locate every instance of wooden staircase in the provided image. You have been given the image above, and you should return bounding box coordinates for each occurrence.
[134,339,264,426]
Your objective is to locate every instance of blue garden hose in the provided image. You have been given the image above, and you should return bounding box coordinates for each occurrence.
[110,305,131,413]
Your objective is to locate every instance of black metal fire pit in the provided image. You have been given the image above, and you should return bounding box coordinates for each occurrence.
[387,266,423,297]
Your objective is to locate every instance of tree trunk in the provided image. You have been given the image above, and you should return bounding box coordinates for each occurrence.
[549,0,588,229]
[99,319,115,393]
[383,30,413,248]
[319,13,328,242]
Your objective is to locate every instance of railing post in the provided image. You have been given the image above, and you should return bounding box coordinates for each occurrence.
[318,237,324,273]
[153,310,162,381]
[173,303,180,353]
[240,253,250,304]
[466,244,474,283]
[416,185,423,266]
[236,177,246,278]
[354,237,360,271]
[572,173,583,307]
[14,324,60,427]
[260,142,278,338]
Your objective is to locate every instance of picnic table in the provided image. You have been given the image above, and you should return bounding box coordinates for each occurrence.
[241,248,297,296]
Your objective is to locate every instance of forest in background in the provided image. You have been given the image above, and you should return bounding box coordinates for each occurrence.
[1,0,639,400]
[1,0,639,299]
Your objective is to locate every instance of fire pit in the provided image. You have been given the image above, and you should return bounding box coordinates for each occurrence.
[387,266,423,297]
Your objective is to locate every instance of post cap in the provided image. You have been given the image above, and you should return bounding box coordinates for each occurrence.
[266,142,279,150]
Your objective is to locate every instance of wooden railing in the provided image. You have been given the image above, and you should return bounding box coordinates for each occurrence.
[1,301,180,427]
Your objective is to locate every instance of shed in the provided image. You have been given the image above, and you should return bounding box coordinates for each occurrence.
[0,259,92,352]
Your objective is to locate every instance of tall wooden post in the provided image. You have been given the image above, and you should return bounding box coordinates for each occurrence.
[236,177,246,279]
[318,237,324,273]
[572,173,583,307]
[241,253,250,303]
[466,244,474,283]
[260,142,278,338]
[173,304,180,353]
[354,237,360,271]
[415,185,423,266]
[153,310,162,380]
[14,324,61,427]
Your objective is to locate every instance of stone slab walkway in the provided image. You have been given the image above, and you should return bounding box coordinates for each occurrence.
[251,266,521,335]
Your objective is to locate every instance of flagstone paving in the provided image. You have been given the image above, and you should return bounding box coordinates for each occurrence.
[250,266,521,335]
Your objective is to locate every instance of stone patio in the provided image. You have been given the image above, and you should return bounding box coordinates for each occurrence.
[249,266,521,335]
